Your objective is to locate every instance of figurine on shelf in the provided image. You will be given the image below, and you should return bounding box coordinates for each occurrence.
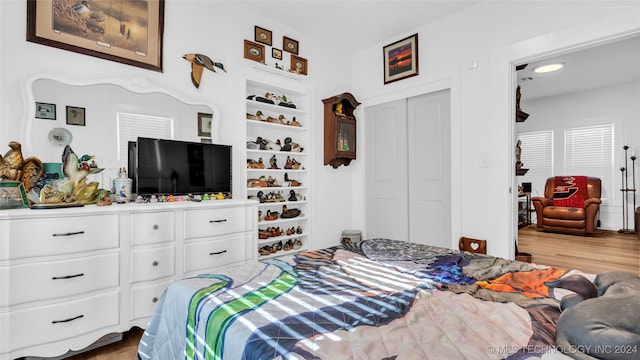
[281,137,303,152]
[515,140,523,170]
[216,192,225,200]
[202,193,211,200]
[335,103,343,115]
[281,204,301,218]
[264,209,279,221]
[284,156,293,169]
[269,155,279,169]
[290,117,301,127]
[288,190,298,202]
[284,173,301,186]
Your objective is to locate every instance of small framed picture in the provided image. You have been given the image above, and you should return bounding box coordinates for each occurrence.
[198,112,213,137]
[383,33,419,84]
[254,26,272,46]
[35,102,56,120]
[283,36,299,55]
[272,48,283,60]
[0,182,29,209]
[291,55,308,75]
[244,39,265,63]
[66,106,86,126]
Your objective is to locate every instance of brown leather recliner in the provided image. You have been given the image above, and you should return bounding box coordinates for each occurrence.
[531,177,602,235]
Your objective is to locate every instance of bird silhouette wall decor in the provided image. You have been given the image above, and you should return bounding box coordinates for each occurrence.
[183,53,227,89]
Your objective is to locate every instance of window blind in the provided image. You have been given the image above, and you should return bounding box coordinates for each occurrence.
[564,124,613,202]
[517,130,553,197]
[117,112,174,161]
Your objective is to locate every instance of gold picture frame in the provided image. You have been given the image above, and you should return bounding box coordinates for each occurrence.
[198,112,212,137]
[244,40,265,63]
[272,48,283,60]
[291,55,308,75]
[254,26,272,46]
[0,182,29,209]
[27,0,165,72]
[383,33,419,84]
[283,36,299,55]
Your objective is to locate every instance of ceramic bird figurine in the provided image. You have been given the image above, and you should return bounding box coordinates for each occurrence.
[62,145,99,203]
[62,145,89,186]
[0,141,44,192]
[183,53,227,89]
[0,141,25,181]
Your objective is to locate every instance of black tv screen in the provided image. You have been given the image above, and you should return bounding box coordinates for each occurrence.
[134,137,232,196]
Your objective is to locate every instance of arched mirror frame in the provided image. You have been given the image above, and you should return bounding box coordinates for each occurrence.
[20,73,220,155]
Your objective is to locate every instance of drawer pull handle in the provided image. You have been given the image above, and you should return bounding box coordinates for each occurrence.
[152,261,159,266]
[52,273,84,280]
[153,225,159,230]
[210,250,227,256]
[209,219,227,223]
[152,297,158,303]
[52,314,84,324]
[52,231,85,237]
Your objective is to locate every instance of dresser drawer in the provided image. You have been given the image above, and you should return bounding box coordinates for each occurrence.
[183,233,246,274]
[0,253,119,307]
[184,206,250,239]
[0,291,119,354]
[130,246,175,283]
[130,280,173,322]
[131,212,175,246]
[0,215,118,260]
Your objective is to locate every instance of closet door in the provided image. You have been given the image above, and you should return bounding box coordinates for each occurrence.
[407,90,451,247]
[365,99,409,241]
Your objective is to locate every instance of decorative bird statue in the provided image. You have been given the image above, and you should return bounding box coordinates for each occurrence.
[0,141,43,192]
[62,145,91,188]
[183,53,226,89]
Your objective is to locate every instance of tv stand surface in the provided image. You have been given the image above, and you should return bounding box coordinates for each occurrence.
[0,199,257,359]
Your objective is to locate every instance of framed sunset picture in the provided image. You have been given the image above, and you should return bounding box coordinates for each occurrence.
[383,33,419,84]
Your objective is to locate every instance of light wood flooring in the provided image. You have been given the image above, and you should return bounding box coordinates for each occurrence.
[518,225,640,275]
[58,227,639,359]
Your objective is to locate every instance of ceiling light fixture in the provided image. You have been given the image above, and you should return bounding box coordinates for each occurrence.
[533,63,565,73]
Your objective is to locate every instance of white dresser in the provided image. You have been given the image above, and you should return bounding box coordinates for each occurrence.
[0,199,257,359]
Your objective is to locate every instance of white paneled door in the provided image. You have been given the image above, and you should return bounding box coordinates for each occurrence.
[365,90,451,248]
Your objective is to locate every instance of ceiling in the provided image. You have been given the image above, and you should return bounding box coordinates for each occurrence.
[250,1,482,53]
[517,35,640,100]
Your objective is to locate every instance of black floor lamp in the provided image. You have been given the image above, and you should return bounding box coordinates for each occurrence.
[619,145,637,234]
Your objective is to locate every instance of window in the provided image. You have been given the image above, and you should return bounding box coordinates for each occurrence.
[517,130,553,196]
[564,124,613,202]
[117,112,174,162]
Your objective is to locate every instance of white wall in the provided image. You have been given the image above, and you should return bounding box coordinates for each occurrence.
[350,1,640,258]
[3,1,640,257]
[518,81,640,230]
[0,0,354,251]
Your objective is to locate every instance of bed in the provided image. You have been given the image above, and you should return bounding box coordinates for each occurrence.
[137,238,589,360]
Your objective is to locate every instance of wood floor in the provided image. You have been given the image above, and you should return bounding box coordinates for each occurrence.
[62,328,142,360]
[60,226,639,359]
[518,225,640,275]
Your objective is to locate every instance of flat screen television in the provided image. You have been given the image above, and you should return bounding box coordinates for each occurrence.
[132,137,232,196]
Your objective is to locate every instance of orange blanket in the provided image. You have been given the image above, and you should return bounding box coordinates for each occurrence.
[552,176,587,207]
[476,267,567,299]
